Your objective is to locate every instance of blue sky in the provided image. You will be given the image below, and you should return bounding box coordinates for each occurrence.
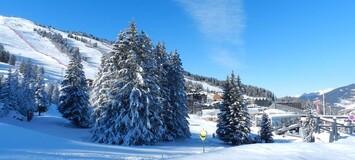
[0,0,354,97]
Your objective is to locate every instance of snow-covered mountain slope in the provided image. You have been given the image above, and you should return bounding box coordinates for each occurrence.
[299,83,355,107]
[299,88,334,98]
[0,15,111,81]
[185,78,223,92]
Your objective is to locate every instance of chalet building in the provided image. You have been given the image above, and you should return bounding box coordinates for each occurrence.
[187,93,207,114]
[246,97,272,107]
[213,93,222,101]
[254,98,271,107]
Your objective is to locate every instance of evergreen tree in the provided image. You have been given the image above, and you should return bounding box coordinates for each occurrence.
[18,59,36,116]
[35,67,50,116]
[58,51,92,128]
[167,50,191,139]
[90,37,126,144]
[91,21,165,145]
[156,42,175,141]
[51,84,60,104]
[259,113,274,143]
[228,73,251,145]
[303,106,315,142]
[135,31,165,143]
[45,83,54,104]
[8,54,16,66]
[19,60,26,74]
[0,68,19,116]
[216,76,232,142]
[217,72,251,145]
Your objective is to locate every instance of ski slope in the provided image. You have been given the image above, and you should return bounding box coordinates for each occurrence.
[185,78,223,92]
[0,15,111,81]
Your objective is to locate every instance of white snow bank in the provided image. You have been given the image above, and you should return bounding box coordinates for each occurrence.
[177,135,355,160]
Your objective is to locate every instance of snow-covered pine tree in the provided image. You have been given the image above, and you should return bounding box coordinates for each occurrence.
[51,84,60,104]
[167,50,191,139]
[227,72,251,145]
[259,113,274,143]
[0,68,19,116]
[19,60,26,74]
[303,106,315,142]
[18,59,37,116]
[8,54,16,66]
[34,67,50,116]
[134,31,165,143]
[155,42,175,141]
[58,50,92,128]
[216,76,232,142]
[236,74,251,144]
[0,72,10,116]
[90,31,126,144]
[92,21,164,145]
[45,83,54,104]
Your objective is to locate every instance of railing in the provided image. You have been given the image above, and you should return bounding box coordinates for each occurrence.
[314,116,354,143]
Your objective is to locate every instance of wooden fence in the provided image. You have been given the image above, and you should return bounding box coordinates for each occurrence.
[314,116,354,143]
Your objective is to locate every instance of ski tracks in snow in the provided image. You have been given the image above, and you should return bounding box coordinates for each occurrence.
[5,25,68,67]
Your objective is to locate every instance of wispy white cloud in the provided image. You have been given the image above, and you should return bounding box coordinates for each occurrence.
[209,48,243,70]
[177,0,245,45]
[177,0,246,70]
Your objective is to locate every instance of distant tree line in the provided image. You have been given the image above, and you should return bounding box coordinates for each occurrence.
[34,28,80,55]
[184,71,275,99]
[244,85,275,100]
[0,44,16,66]
[33,22,114,45]
[68,31,113,45]
[184,71,223,87]
[67,33,98,48]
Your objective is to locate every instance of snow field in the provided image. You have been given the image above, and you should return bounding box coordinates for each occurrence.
[2,105,355,160]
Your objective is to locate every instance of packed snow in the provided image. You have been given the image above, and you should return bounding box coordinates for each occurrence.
[1,106,355,159]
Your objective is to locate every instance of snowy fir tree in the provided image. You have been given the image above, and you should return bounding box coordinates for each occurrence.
[155,42,175,141]
[0,68,19,116]
[45,83,54,104]
[216,76,232,142]
[259,113,274,143]
[230,74,251,145]
[34,67,50,116]
[134,30,166,143]
[167,50,191,139]
[91,21,190,145]
[51,84,60,104]
[18,59,37,116]
[19,60,26,74]
[58,50,92,128]
[92,21,164,145]
[217,72,251,145]
[303,106,315,142]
